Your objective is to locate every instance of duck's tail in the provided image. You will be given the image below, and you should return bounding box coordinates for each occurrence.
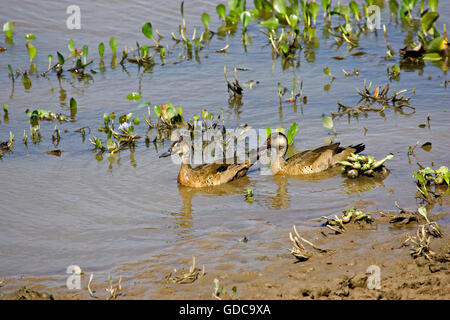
[332,143,365,165]
[349,143,365,154]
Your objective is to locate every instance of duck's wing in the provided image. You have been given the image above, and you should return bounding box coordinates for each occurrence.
[286,143,341,167]
[192,159,251,183]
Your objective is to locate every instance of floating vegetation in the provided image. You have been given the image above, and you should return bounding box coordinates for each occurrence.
[320,208,374,234]
[245,188,254,203]
[148,103,184,131]
[413,166,449,202]
[90,112,141,154]
[339,153,393,179]
[332,82,415,120]
[413,166,450,188]
[0,132,14,152]
[321,116,336,135]
[26,108,68,122]
[3,21,14,39]
[342,68,360,77]
[165,256,205,284]
[288,225,329,261]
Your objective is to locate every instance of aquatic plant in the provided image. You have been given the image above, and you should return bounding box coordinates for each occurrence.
[321,208,374,233]
[321,116,335,135]
[413,166,449,197]
[165,256,205,284]
[92,112,141,154]
[26,108,68,122]
[339,153,394,179]
[245,188,254,203]
[126,92,142,101]
[0,132,14,152]
[3,21,14,39]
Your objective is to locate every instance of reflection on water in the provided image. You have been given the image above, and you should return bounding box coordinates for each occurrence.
[174,177,252,233]
[342,172,390,195]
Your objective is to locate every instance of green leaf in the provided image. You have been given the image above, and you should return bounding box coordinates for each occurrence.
[159,47,166,58]
[141,45,149,58]
[3,21,14,39]
[288,14,299,27]
[423,53,442,61]
[126,92,142,101]
[322,116,334,131]
[240,11,251,30]
[389,0,399,15]
[427,35,447,52]
[109,37,118,55]
[82,45,88,64]
[391,64,400,74]
[107,139,116,152]
[201,109,209,120]
[261,17,279,31]
[216,4,226,19]
[133,117,140,125]
[201,13,210,30]
[279,42,289,54]
[98,42,105,58]
[154,105,162,117]
[70,97,77,111]
[349,1,359,20]
[429,0,438,12]
[8,64,13,77]
[25,34,36,41]
[286,122,299,145]
[165,104,176,119]
[138,101,151,110]
[273,0,287,15]
[265,126,271,138]
[421,12,439,34]
[323,67,331,75]
[68,39,75,53]
[308,2,320,25]
[26,42,37,63]
[57,51,65,65]
[142,22,154,40]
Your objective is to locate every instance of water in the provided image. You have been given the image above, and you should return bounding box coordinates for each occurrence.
[0,0,449,280]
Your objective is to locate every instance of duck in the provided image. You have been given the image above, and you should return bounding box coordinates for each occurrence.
[258,132,365,176]
[159,136,254,188]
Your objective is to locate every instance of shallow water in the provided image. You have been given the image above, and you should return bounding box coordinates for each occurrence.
[0,0,449,282]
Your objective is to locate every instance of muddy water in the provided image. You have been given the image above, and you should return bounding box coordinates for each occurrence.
[0,0,449,290]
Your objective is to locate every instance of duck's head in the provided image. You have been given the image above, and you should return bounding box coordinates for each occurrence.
[258,132,288,158]
[159,137,191,163]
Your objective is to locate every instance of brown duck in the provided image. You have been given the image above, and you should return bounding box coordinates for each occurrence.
[259,132,365,175]
[159,137,254,188]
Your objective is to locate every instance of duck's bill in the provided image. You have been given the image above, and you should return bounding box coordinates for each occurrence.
[159,149,172,158]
